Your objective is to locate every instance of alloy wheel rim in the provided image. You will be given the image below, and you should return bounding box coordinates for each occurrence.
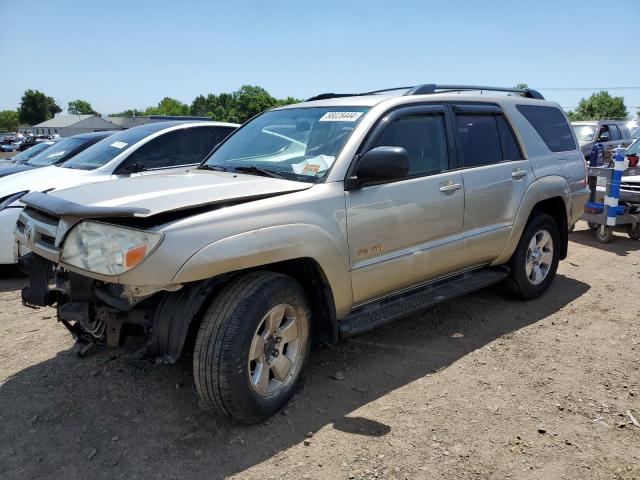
[525,229,553,285]
[248,303,302,397]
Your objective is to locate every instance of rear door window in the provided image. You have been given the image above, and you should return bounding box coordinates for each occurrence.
[516,105,576,152]
[455,115,502,167]
[497,116,523,160]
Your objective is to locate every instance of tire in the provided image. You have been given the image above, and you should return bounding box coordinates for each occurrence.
[596,225,614,243]
[627,223,640,240]
[587,222,600,231]
[193,271,311,423]
[506,213,561,300]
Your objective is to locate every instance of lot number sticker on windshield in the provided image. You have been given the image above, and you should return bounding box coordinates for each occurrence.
[319,112,364,122]
[110,141,128,149]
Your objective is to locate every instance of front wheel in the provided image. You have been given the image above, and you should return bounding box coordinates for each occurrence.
[193,271,311,423]
[505,213,560,300]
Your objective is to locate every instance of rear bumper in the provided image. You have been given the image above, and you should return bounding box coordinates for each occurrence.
[569,186,590,225]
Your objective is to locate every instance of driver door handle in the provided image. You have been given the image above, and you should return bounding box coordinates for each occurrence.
[511,168,527,179]
[439,181,462,192]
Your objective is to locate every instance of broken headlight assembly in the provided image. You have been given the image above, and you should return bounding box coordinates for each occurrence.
[61,221,163,275]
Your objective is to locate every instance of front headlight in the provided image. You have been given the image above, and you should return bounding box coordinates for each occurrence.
[61,221,163,275]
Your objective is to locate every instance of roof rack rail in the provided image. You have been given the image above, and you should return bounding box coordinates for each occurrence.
[404,84,545,100]
[305,93,359,102]
[305,84,545,102]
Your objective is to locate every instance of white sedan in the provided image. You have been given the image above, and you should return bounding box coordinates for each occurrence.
[0,120,238,265]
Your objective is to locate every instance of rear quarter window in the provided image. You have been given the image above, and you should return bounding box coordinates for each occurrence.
[516,105,576,152]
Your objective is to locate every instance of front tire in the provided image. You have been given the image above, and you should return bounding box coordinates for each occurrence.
[193,271,311,423]
[506,213,560,300]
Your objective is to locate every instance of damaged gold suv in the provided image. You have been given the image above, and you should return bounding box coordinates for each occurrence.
[16,85,589,423]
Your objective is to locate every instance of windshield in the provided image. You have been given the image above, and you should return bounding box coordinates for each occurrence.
[11,141,55,164]
[203,107,369,183]
[27,137,86,166]
[62,128,151,170]
[627,139,640,156]
[572,124,596,142]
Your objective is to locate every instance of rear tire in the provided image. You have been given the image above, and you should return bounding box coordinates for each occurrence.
[506,213,560,300]
[193,271,311,424]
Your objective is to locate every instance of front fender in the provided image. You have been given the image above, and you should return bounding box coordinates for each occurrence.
[172,223,353,318]
[494,175,571,264]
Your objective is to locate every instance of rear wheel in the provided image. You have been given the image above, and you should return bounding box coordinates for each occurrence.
[628,223,640,240]
[193,271,310,423]
[587,222,600,231]
[506,213,560,299]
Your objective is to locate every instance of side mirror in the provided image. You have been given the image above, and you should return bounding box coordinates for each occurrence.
[347,146,409,189]
[118,162,145,174]
[598,132,610,142]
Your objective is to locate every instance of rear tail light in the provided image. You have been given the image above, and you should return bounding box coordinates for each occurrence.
[627,154,639,168]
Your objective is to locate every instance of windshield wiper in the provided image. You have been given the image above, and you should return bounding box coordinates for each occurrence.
[233,166,285,179]
[198,164,229,172]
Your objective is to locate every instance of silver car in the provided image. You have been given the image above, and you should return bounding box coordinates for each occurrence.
[16,84,589,423]
[572,120,633,163]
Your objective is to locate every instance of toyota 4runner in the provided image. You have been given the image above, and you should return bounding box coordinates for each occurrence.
[15,84,589,423]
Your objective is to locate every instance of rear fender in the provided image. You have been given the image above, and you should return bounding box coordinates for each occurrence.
[494,176,570,264]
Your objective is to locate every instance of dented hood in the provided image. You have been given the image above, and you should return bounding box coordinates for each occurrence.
[21,169,312,219]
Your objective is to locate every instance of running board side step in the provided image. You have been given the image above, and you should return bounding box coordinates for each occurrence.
[339,267,509,339]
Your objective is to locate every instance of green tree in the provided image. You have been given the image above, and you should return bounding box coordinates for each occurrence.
[109,108,144,117]
[68,99,98,115]
[0,110,20,131]
[567,91,628,121]
[144,97,189,116]
[275,96,302,107]
[18,89,62,125]
[233,85,278,123]
[113,86,301,122]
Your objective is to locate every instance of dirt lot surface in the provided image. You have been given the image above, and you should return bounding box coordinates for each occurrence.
[1,222,639,480]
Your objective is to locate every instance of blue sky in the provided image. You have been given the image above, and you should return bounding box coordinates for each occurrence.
[1,0,638,116]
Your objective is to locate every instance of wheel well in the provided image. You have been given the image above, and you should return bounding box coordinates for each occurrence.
[262,258,339,345]
[530,196,568,259]
[179,258,339,354]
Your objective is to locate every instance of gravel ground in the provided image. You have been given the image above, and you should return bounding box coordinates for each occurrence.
[0,221,639,480]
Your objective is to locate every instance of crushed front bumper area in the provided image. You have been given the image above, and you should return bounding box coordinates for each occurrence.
[20,253,154,349]
[20,254,225,362]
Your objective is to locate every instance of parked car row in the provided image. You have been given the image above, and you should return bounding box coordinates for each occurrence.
[0,121,238,264]
[3,84,593,424]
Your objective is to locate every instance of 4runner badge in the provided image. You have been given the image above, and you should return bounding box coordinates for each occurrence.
[358,244,384,257]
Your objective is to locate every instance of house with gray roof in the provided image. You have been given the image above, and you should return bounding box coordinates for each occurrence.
[28,115,123,137]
